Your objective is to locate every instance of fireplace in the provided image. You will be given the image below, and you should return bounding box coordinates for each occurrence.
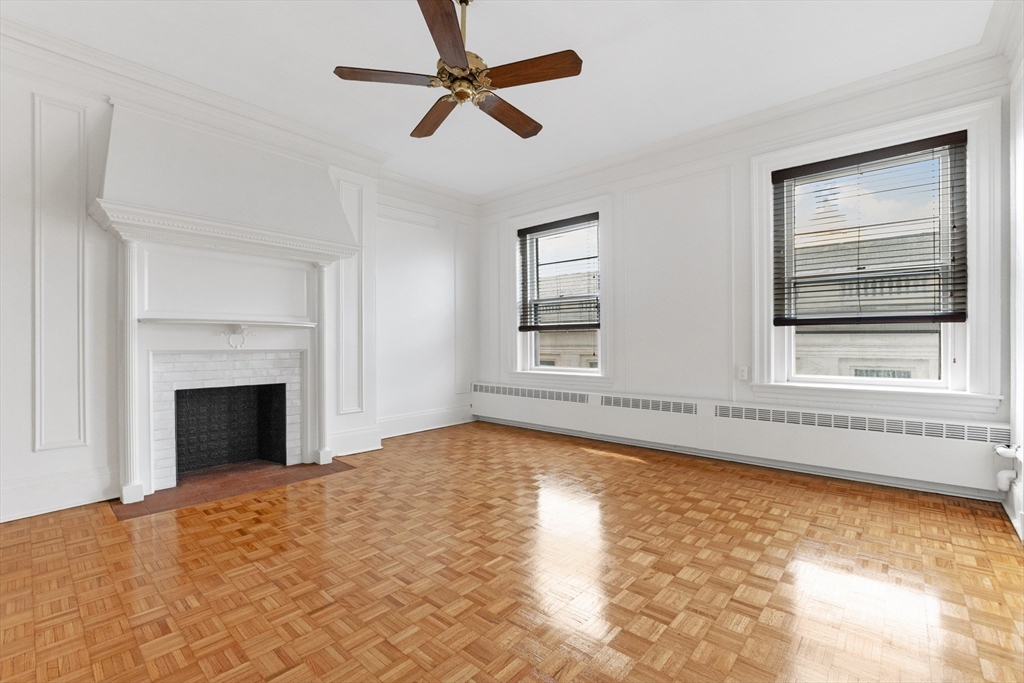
[151,350,303,490]
[175,383,287,474]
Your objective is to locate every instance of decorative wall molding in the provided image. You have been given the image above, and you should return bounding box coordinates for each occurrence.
[120,241,143,503]
[329,169,364,242]
[90,199,358,264]
[33,92,87,452]
[378,204,440,230]
[338,256,363,415]
[377,171,480,218]
[139,318,317,328]
[315,265,333,465]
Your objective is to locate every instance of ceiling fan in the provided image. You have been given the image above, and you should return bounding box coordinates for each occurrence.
[334,0,582,139]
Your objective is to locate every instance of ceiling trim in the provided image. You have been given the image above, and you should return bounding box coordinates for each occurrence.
[377,171,481,218]
[0,17,388,176]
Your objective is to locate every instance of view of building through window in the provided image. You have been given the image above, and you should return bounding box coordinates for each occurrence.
[793,323,940,380]
[537,330,599,369]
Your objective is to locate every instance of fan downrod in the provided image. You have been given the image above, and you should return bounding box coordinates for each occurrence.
[431,1,492,107]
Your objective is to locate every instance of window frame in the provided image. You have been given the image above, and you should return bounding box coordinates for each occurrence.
[507,197,614,385]
[751,99,1002,414]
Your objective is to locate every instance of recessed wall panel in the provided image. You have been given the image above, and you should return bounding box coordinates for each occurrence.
[141,247,310,322]
[625,169,733,400]
[34,95,86,450]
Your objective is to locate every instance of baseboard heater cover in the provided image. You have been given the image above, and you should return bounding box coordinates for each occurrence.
[601,394,697,414]
[714,404,1010,444]
[473,383,588,404]
[477,416,1006,503]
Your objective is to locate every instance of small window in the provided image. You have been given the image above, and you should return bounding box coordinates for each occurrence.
[519,213,600,371]
[773,132,966,386]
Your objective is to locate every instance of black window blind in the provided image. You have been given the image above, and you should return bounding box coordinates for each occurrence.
[772,131,967,327]
[518,213,600,332]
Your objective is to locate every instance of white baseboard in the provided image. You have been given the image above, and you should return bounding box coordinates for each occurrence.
[1004,478,1024,542]
[479,417,1006,503]
[378,405,474,439]
[0,467,118,522]
[329,425,382,456]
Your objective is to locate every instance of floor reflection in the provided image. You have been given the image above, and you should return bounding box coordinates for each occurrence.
[533,481,612,640]
[787,559,939,680]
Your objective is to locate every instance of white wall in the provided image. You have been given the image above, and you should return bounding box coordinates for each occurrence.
[474,34,1017,497]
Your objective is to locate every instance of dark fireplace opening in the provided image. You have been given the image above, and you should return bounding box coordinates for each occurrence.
[175,383,286,475]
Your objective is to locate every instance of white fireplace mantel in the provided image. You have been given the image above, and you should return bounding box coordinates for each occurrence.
[90,199,354,504]
[90,199,359,264]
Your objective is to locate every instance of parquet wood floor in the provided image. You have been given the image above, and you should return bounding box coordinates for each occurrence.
[1,422,1021,683]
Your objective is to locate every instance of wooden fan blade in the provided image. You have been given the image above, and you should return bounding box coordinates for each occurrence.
[417,0,469,70]
[411,96,457,138]
[477,94,542,138]
[334,66,436,87]
[484,50,583,89]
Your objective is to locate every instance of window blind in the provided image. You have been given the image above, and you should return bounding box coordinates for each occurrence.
[518,213,600,332]
[772,131,967,326]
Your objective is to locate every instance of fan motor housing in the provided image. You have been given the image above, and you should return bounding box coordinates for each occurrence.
[435,52,492,104]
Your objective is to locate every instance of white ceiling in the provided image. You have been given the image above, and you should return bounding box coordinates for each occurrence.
[0,1,995,197]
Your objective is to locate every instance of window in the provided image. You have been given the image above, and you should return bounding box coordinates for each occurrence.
[518,213,600,371]
[772,132,966,386]
[752,99,1001,412]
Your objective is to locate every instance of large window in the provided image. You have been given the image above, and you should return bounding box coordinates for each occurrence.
[772,132,966,386]
[518,213,600,371]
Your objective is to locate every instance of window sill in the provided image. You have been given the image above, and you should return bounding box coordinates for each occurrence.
[508,370,614,390]
[751,382,1002,416]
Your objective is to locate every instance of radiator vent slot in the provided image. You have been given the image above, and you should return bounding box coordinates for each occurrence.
[989,427,1011,443]
[601,395,696,415]
[472,384,588,404]
[966,426,988,442]
[714,404,1009,444]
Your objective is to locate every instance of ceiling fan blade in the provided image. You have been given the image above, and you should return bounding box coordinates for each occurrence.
[334,66,436,87]
[476,94,542,139]
[417,0,469,70]
[411,96,457,138]
[484,50,583,89]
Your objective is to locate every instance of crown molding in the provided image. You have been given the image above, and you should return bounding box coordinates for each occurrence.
[90,199,358,264]
[0,18,388,177]
[994,1,1024,79]
[377,171,481,219]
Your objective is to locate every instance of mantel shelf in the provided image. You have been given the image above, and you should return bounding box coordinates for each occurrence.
[138,317,317,328]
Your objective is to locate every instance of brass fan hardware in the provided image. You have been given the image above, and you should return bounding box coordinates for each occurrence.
[333,0,582,138]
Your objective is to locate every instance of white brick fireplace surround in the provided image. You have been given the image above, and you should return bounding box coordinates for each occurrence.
[151,351,302,490]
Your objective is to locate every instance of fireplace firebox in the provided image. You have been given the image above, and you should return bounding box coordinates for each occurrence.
[174,383,286,474]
